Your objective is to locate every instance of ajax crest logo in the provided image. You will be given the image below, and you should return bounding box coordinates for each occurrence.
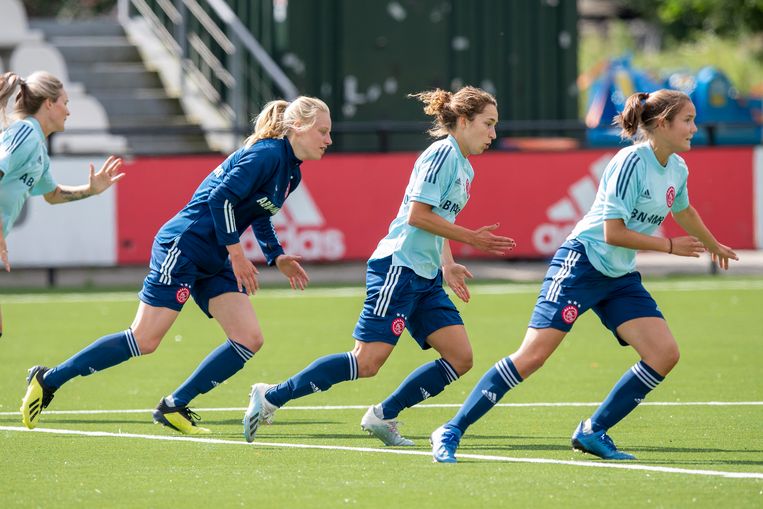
[176,287,190,304]
[391,317,406,336]
[665,186,676,208]
[561,301,581,324]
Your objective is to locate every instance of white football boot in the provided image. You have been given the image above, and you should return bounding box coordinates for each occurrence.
[360,404,414,446]
[243,383,278,442]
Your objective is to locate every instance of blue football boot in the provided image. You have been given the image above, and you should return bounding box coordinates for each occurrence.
[571,420,636,460]
[430,425,462,463]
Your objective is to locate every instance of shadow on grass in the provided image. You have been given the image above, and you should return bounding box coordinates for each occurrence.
[208,418,341,427]
[451,435,763,465]
[462,443,573,453]
[0,415,156,427]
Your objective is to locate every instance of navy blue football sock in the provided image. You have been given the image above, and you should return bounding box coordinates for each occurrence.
[590,360,664,432]
[43,329,141,389]
[380,358,459,420]
[169,339,254,407]
[265,352,358,408]
[447,357,522,434]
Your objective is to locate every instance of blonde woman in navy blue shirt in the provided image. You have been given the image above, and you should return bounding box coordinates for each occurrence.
[21,97,332,434]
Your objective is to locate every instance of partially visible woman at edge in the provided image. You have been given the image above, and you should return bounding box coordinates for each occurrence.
[20,97,332,435]
[431,89,738,463]
[0,71,124,338]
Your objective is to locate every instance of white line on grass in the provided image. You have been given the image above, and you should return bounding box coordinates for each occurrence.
[0,425,761,480]
[2,279,762,304]
[0,401,760,417]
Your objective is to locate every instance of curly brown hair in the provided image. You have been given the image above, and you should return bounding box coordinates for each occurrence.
[409,86,497,138]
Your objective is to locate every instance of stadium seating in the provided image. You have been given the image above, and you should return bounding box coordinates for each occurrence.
[0,0,42,49]
[9,41,84,96]
[8,41,127,154]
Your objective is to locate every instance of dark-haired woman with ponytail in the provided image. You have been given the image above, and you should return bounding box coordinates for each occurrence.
[431,89,738,463]
[244,86,516,445]
[0,71,124,337]
[21,97,332,434]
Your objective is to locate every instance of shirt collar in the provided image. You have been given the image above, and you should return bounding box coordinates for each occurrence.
[23,116,46,143]
[446,134,467,161]
[639,142,669,171]
[284,137,302,165]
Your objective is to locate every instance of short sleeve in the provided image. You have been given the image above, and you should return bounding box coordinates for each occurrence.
[601,152,643,221]
[30,164,57,196]
[671,160,690,213]
[0,144,10,178]
[408,145,456,207]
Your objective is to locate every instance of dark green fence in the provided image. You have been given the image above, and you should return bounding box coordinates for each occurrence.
[140,0,580,151]
[238,0,579,150]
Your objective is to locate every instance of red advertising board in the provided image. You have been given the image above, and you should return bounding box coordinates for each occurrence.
[453,147,755,258]
[661,148,754,246]
[116,153,418,264]
[117,155,224,264]
[116,148,756,265]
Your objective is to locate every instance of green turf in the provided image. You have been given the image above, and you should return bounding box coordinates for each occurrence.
[1,277,762,508]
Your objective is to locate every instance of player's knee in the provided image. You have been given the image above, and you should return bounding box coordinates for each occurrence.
[643,342,680,376]
[357,358,383,378]
[132,332,163,354]
[527,356,547,373]
[234,331,264,353]
[663,343,680,372]
[514,349,549,375]
[448,353,473,376]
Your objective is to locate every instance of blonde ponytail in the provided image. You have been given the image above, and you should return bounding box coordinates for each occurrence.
[0,71,63,127]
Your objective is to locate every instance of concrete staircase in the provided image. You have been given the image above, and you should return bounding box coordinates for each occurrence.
[29,18,211,155]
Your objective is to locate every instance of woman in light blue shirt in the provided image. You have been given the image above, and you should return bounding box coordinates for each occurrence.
[0,71,124,337]
[243,86,516,445]
[431,89,738,463]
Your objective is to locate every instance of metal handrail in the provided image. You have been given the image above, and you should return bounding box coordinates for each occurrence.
[185,0,234,53]
[118,0,298,129]
[203,0,298,98]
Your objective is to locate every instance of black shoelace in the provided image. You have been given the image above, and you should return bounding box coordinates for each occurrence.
[180,407,202,425]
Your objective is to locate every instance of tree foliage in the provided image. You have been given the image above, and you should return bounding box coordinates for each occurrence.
[623,0,763,42]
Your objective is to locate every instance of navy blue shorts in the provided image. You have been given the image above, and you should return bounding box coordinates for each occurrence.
[138,239,243,318]
[529,239,663,345]
[352,256,463,350]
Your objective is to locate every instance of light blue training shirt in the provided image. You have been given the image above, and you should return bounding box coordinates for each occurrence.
[371,134,474,279]
[569,142,690,277]
[0,117,56,237]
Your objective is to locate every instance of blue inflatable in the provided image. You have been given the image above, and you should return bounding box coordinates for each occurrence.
[585,57,762,146]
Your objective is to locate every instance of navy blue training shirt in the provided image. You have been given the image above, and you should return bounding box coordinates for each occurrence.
[155,137,302,272]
